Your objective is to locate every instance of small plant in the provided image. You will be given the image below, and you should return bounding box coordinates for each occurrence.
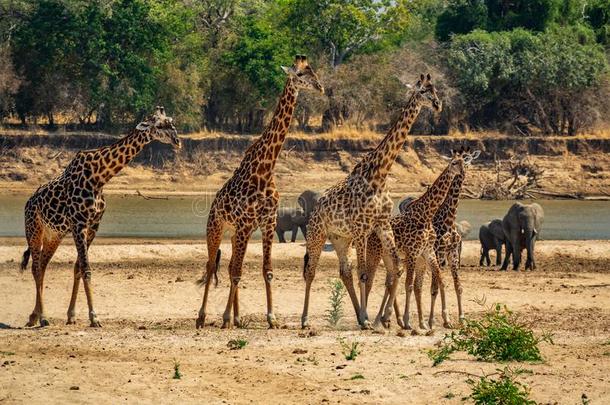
[428,303,553,366]
[339,338,361,361]
[325,279,347,327]
[444,392,455,399]
[467,367,536,405]
[227,338,248,350]
[172,360,182,380]
[350,374,365,380]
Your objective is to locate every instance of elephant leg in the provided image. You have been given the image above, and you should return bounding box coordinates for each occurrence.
[500,240,512,271]
[495,241,503,267]
[479,248,485,266]
[512,233,522,271]
[277,230,286,243]
[291,226,298,243]
[300,225,307,239]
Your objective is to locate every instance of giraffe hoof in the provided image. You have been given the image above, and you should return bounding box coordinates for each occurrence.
[443,322,454,329]
[234,318,242,328]
[360,320,372,330]
[221,320,232,329]
[195,317,206,329]
[90,320,102,328]
[66,319,76,325]
[25,321,36,328]
[40,319,50,327]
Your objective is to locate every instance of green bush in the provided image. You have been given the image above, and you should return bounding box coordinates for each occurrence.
[468,367,536,405]
[324,279,347,328]
[428,303,553,366]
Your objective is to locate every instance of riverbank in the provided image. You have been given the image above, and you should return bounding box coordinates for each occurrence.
[0,239,609,403]
[1,131,609,197]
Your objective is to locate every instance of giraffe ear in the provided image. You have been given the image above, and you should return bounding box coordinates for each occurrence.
[136,122,150,131]
[426,73,431,81]
[281,65,295,75]
[441,155,452,161]
[470,150,481,160]
[420,73,425,82]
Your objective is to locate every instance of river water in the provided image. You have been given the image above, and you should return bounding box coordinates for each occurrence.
[0,194,608,240]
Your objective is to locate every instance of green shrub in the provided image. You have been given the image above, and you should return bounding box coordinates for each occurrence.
[339,338,361,361]
[172,360,182,379]
[325,279,347,328]
[468,367,535,405]
[227,338,248,350]
[428,303,553,366]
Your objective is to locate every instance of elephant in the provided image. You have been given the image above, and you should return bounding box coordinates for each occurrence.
[398,196,415,214]
[297,189,320,220]
[478,219,506,266]
[500,202,544,271]
[456,220,472,239]
[276,207,307,243]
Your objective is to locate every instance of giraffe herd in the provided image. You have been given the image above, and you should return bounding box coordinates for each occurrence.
[19,55,480,332]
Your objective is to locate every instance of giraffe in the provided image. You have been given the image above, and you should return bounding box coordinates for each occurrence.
[365,148,479,330]
[20,107,180,327]
[301,73,442,330]
[196,55,324,330]
[430,147,480,323]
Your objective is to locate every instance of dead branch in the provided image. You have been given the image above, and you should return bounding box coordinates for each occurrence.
[135,190,169,200]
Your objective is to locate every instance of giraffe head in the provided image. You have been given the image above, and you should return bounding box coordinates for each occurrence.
[281,55,324,94]
[443,146,481,176]
[414,73,442,112]
[136,106,181,149]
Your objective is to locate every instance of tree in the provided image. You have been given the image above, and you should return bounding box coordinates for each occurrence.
[280,0,411,67]
[445,26,608,135]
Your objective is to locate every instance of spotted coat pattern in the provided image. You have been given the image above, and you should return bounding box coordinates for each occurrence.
[21,107,180,327]
[301,74,442,329]
[196,56,324,329]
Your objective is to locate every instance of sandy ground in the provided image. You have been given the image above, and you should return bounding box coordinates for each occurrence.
[1,239,609,404]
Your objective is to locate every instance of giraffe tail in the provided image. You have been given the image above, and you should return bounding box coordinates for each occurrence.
[213,249,221,287]
[196,249,221,287]
[20,248,30,272]
[303,252,309,279]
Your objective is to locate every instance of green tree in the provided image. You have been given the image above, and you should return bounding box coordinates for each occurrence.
[280,0,411,67]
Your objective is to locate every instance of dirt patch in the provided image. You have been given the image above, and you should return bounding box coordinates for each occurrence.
[1,240,609,403]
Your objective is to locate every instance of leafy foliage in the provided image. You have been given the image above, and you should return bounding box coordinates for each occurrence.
[428,303,553,366]
[324,279,347,327]
[227,338,248,350]
[467,367,536,405]
[339,338,361,361]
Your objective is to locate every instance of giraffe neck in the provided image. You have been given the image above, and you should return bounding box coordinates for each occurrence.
[411,164,456,222]
[246,78,298,177]
[92,129,152,186]
[435,172,465,227]
[353,92,423,187]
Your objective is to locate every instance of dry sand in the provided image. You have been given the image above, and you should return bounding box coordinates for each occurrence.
[1,239,609,404]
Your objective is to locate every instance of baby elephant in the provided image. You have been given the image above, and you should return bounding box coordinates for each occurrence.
[276,207,307,243]
[479,219,506,266]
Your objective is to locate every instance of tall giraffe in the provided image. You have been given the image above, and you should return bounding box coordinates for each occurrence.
[301,74,442,329]
[196,55,324,329]
[20,107,180,327]
[430,147,480,322]
[365,148,479,330]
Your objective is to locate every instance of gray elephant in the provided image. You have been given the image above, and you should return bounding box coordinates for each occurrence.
[456,220,472,239]
[297,190,320,219]
[500,202,544,271]
[479,219,505,266]
[398,196,415,214]
[276,207,307,243]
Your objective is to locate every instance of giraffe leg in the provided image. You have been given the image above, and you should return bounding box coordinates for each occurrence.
[401,256,417,330]
[332,235,362,327]
[414,265,427,330]
[374,223,402,328]
[426,247,450,329]
[24,220,43,327]
[73,226,100,327]
[301,213,326,329]
[221,225,252,329]
[353,237,371,329]
[261,221,279,329]
[196,214,223,329]
[449,245,464,324]
[67,222,99,324]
